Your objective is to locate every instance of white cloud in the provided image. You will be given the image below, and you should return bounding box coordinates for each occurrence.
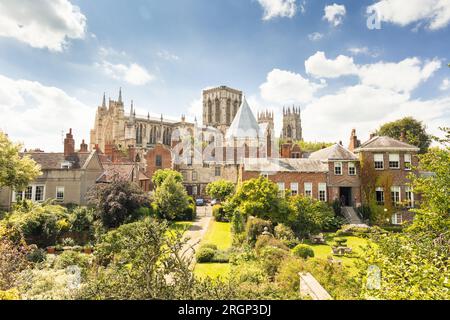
[440,78,450,91]
[157,50,180,61]
[358,58,442,93]
[257,0,297,20]
[302,84,450,143]
[305,51,358,79]
[308,32,324,41]
[369,0,450,30]
[0,0,86,51]
[323,3,346,26]
[98,61,154,86]
[187,98,202,123]
[260,68,326,104]
[0,74,93,152]
[305,51,441,93]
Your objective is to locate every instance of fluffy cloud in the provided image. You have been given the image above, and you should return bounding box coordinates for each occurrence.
[0,74,93,151]
[369,0,450,30]
[305,51,441,93]
[257,0,297,20]
[305,51,358,79]
[440,78,450,91]
[98,61,154,86]
[260,69,326,104]
[308,32,324,41]
[302,84,450,143]
[358,58,441,93]
[157,50,180,61]
[0,0,86,51]
[323,3,346,26]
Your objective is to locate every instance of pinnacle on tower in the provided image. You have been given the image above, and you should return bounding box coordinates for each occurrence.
[118,87,123,103]
[130,100,134,117]
[102,93,106,108]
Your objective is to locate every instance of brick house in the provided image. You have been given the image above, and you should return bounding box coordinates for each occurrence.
[354,135,420,225]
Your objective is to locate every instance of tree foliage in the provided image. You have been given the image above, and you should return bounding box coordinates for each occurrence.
[87,180,148,229]
[206,180,235,201]
[375,117,431,153]
[151,169,183,188]
[153,174,190,221]
[0,132,41,190]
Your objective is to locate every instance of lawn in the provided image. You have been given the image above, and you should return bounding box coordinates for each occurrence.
[194,221,232,279]
[309,235,370,275]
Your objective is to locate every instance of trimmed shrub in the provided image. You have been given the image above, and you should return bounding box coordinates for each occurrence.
[274,224,296,241]
[27,248,46,263]
[255,235,289,254]
[177,204,196,221]
[53,251,91,277]
[200,243,218,251]
[259,246,289,277]
[292,244,315,259]
[231,210,245,234]
[196,247,215,263]
[211,250,230,263]
[213,205,228,222]
[245,217,272,244]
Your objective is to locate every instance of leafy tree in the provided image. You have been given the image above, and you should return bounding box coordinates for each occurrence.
[151,169,183,188]
[0,132,41,190]
[287,195,336,238]
[296,141,334,153]
[206,180,235,201]
[228,176,288,222]
[153,175,189,220]
[359,129,450,299]
[87,180,148,229]
[375,117,431,153]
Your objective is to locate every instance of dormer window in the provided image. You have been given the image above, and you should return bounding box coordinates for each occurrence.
[61,161,72,169]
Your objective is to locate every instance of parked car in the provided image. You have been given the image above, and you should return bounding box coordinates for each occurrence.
[196,198,205,206]
[211,199,220,206]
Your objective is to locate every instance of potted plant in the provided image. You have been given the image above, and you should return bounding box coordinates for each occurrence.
[47,246,56,254]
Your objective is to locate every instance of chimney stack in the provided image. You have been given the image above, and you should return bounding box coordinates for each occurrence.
[80,139,88,153]
[64,128,75,157]
[348,129,360,152]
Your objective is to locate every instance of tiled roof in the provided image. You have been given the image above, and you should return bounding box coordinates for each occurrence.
[244,158,328,173]
[309,144,358,161]
[354,136,420,152]
[226,98,260,140]
[97,163,136,183]
[22,152,92,170]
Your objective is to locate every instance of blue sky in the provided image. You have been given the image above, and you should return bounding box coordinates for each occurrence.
[0,0,449,151]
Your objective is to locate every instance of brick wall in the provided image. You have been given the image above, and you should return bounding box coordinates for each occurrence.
[145,144,172,189]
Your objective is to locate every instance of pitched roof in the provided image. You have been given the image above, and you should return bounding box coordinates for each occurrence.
[354,136,420,152]
[225,98,260,140]
[243,158,328,173]
[309,144,358,161]
[97,163,136,183]
[23,152,92,170]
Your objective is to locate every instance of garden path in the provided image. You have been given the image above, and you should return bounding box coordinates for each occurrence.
[182,205,213,267]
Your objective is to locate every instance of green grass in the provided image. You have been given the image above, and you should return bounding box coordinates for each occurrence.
[201,221,232,250]
[309,235,370,275]
[194,221,232,279]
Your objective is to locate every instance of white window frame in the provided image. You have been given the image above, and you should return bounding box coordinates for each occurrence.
[334,162,343,175]
[405,186,414,208]
[389,153,400,169]
[348,162,356,176]
[404,154,412,171]
[374,154,384,170]
[215,166,221,177]
[391,186,401,206]
[376,187,384,205]
[392,213,403,225]
[13,185,46,203]
[56,187,65,201]
[304,183,313,198]
[290,183,299,196]
[192,171,198,181]
[318,183,327,202]
[278,182,285,197]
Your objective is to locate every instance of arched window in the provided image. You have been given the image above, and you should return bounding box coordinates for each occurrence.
[233,100,239,117]
[208,100,213,124]
[215,98,220,123]
[226,99,231,124]
[287,125,292,139]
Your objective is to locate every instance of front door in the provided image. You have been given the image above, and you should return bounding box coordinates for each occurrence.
[339,187,352,207]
